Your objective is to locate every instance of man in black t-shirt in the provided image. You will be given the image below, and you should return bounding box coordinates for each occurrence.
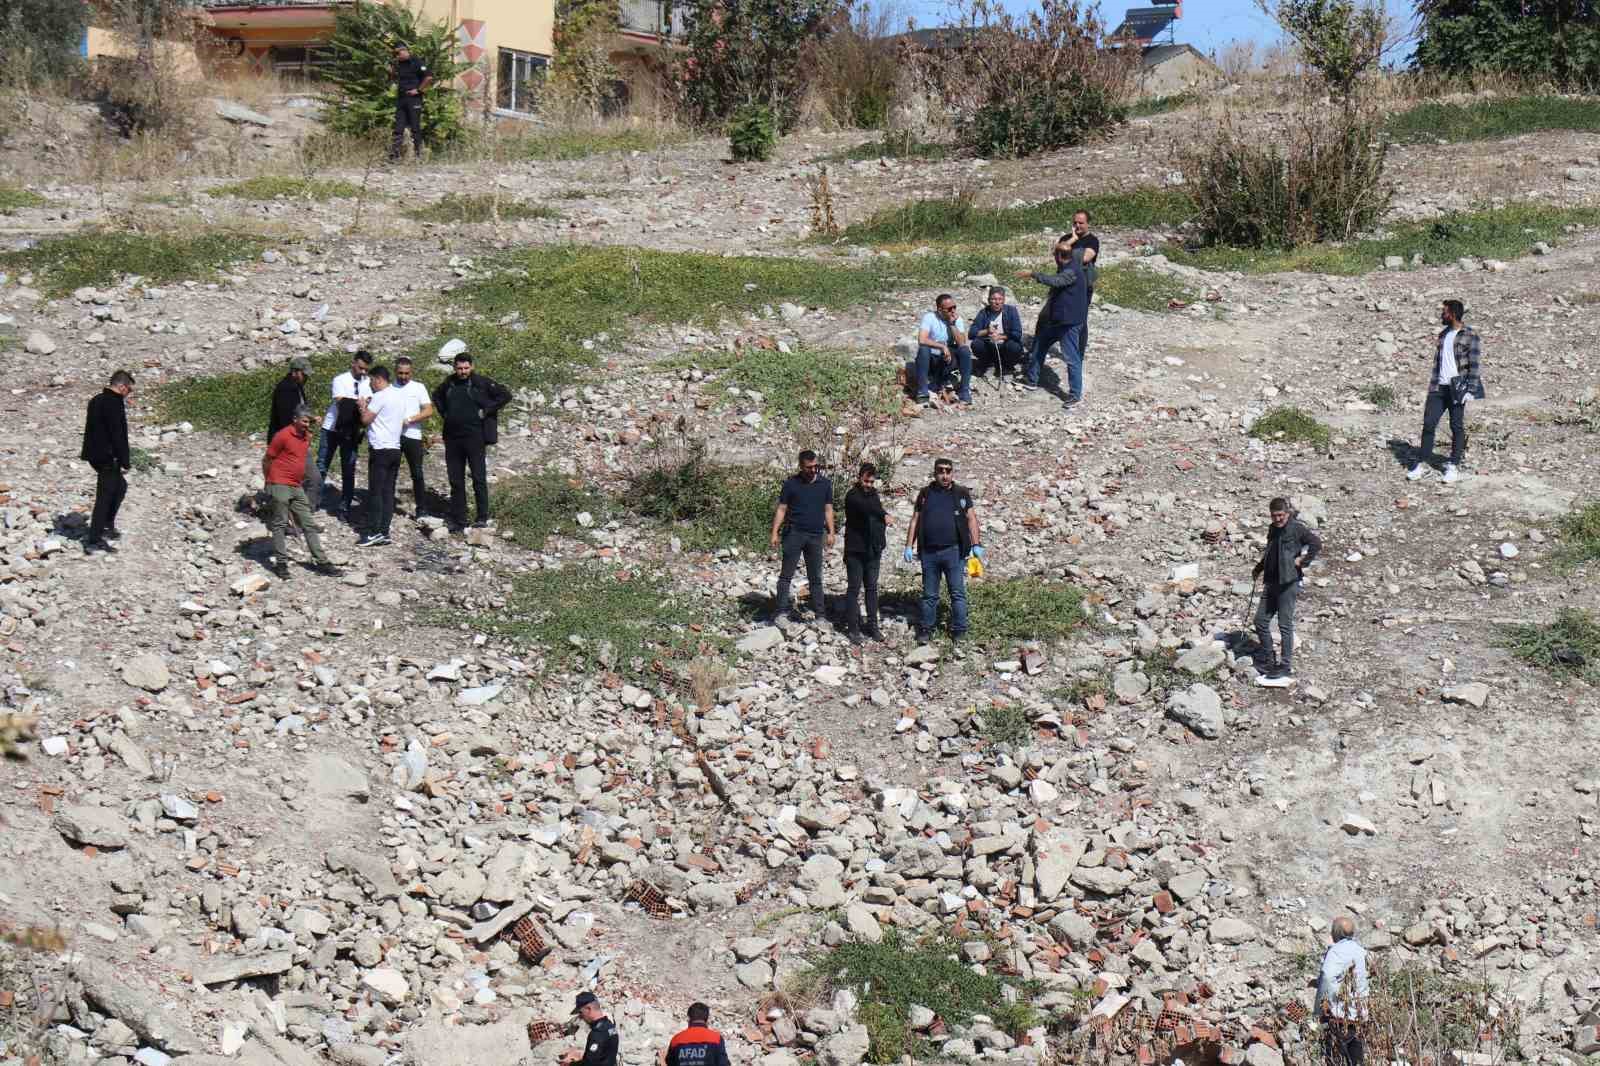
[390,43,433,161]
[768,449,835,623]
[904,458,984,644]
[1064,209,1099,356]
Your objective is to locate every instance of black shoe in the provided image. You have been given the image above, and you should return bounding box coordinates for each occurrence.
[86,537,117,553]
[914,628,931,644]
[313,560,342,576]
[1063,394,1082,407]
[471,520,491,529]
[864,625,883,643]
[272,561,291,580]
[848,630,865,646]
[103,528,122,540]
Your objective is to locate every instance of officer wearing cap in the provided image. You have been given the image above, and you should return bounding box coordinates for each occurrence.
[269,356,319,507]
[661,1003,729,1066]
[561,992,618,1066]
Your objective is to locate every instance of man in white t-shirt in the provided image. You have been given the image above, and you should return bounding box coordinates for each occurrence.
[317,351,372,516]
[393,357,436,515]
[356,365,406,547]
[1407,298,1485,486]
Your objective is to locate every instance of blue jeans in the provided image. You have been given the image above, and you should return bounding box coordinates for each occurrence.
[316,430,360,510]
[1025,323,1084,397]
[919,545,968,635]
[915,344,972,402]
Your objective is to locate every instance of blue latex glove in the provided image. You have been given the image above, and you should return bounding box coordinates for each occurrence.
[971,545,986,560]
[903,547,916,563]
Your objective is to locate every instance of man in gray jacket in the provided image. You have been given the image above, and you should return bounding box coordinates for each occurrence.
[1252,497,1321,686]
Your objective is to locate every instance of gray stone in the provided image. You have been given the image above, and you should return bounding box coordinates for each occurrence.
[158,793,198,822]
[686,882,738,911]
[326,848,401,899]
[108,733,153,778]
[457,683,503,707]
[1294,494,1329,528]
[736,627,784,654]
[1048,910,1095,949]
[798,853,845,890]
[194,949,294,986]
[1245,1045,1284,1066]
[1209,917,1259,945]
[1032,826,1087,902]
[404,1016,533,1066]
[1442,682,1489,709]
[1340,813,1377,836]
[1175,643,1225,676]
[844,904,883,943]
[1167,869,1206,903]
[1167,683,1224,739]
[1070,866,1135,895]
[24,331,57,356]
[482,844,527,902]
[737,959,774,989]
[54,804,128,849]
[308,754,370,802]
[75,959,203,1054]
[819,1025,871,1066]
[121,654,170,693]
[361,968,410,1005]
[215,100,274,127]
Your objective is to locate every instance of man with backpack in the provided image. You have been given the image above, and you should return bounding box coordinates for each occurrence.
[431,350,512,532]
[318,350,371,518]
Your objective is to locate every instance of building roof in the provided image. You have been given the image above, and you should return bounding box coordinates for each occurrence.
[1111,5,1177,42]
[888,26,986,50]
[196,0,342,8]
[1141,42,1215,69]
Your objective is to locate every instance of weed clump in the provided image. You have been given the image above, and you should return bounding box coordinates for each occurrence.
[963,579,1088,646]
[0,184,45,213]
[825,134,950,163]
[671,347,893,421]
[404,194,560,223]
[1094,264,1198,313]
[797,932,1042,1064]
[0,230,267,296]
[1250,407,1332,449]
[1358,383,1397,409]
[1386,95,1600,144]
[211,176,362,201]
[977,705,1031,748]
[626,437,773,552]
[496,473,613,547]
[472,565,719,677]
[1497,609,1600,681]
[728,103,778,163]
[506,126,688,161]
[1556,501,1600,572]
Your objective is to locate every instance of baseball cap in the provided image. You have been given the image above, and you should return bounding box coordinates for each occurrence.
[572,991,598,1014]
[288,356,311,372]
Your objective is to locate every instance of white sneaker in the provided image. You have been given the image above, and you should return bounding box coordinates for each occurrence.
[1441,464,1460,484]
[1405,463,1429,481]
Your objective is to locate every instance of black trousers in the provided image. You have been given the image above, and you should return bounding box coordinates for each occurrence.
[1418,389,1467,466]
[89,463,127,541]
[400,436,427,511]
[844,551,881,632]
[445,436,489,525]
[972,336,1024,377]
[775,530,825,615]
[1322,1024,1364,1066]
[392,96,423,159]
[368,448,401,536]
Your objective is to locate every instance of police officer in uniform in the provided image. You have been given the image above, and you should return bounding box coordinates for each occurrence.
[661,1003,730,1066]
[390,42,433,161]
[561,992,619,1066]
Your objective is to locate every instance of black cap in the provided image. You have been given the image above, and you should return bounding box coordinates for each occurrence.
[572,991,598,1015]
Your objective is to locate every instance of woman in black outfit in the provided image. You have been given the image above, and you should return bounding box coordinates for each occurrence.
[842,462,889,644]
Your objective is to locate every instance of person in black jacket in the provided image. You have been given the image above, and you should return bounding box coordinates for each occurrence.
[1251,496,1322,686]
[268,356,318,508]
[430,351,511,531]
[81,370,134,552]
[842,462,889,645]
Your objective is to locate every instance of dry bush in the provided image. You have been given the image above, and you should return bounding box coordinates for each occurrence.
[1217,38,1258,81]
[805,0,909,130]
[88,0,207,141]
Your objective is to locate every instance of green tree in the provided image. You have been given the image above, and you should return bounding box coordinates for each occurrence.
[1413,0,1600,88]
[1264,0,1387,103]
[673,0,838,131]
[320,2,468,147]
[0,0,89,85]
[550,0,620,117]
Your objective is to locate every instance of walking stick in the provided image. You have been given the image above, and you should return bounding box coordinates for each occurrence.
[1242,573,1260,635]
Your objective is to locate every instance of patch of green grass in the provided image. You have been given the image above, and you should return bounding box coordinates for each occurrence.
[1168,203,1600,276]
[1497,609,1600,681]
[823,133,951,163]
[1137,650,1189,698]
[0,183,46,213]
[496,472,613,547]
[210,176,363,201]
[470,564,721,677]
[1250,406,1332,449]
[507,126,689,161]
[836,187,1193,246]
[797,932,1042,1064]
[158,352,346,435]
[1385,95,1600,144]
[1359,383,1397,409]
[429,243,1011,395]
[977,704,1031,748]
[626,438,775,553]
[128,446,159,473]
[1555,500,1600,571]
[1130,91,1197,118]
[0,230,268,297]
[1049,673,1108,708]
[667,346,895,421]
[404,193,561,224]
[1094,263,1198,312]
[966,578,1089,647]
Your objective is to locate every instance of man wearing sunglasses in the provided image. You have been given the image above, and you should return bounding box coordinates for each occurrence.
[913,294,974,406]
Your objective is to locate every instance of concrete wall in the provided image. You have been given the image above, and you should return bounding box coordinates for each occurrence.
[1139,52,1222,97]
[85,26,207,79]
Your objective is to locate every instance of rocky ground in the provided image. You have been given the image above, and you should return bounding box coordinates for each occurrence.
[3,91,1600,1066]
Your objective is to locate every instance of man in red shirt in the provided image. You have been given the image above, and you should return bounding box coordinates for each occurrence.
[263,405,339,578]
[661,1003,729,1066]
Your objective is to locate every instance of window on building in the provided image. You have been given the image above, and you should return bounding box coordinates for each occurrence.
[497,48,548,113]
[268,45,336,81]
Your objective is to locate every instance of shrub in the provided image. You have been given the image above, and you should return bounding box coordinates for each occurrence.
[806,0,903,130]
[1359,383,1396,408]
[1498,609,1600,681]
[927,0,1134,159]
[88,0,205,138]
[1269,0,1387,102]
[0,184,45,213]
[625,435,774,551]
[674,0,834,131]
[728,103,778,162]
[977,705,1031,747]
[549,0,620,119]
[965,578,1087,646]
[1414,0,1600,89]
[1178,103,1391,248]
[211,176,363,201]
[404,193,560,223]
[1555,500,1600,572]
[320,2,468,149]
[1385,95,1600,144]
[0,0,86,86]
[1249,406,1332,448]
[824,132,950,163]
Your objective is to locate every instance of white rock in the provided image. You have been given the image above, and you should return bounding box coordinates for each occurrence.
[360,968,410,1005]
[24,331,57,355]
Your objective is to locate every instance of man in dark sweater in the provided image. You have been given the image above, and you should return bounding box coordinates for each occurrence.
[389,42,433,162]
[1017,240,1091,407]
[768,450,835,623]
[430,351,511,531]
[1251,496,1322,686]
[904,458,984,645]
[269,356,318,508]
[970,286,1024,382]
[842,462,889,644]
[80,370,134,552]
